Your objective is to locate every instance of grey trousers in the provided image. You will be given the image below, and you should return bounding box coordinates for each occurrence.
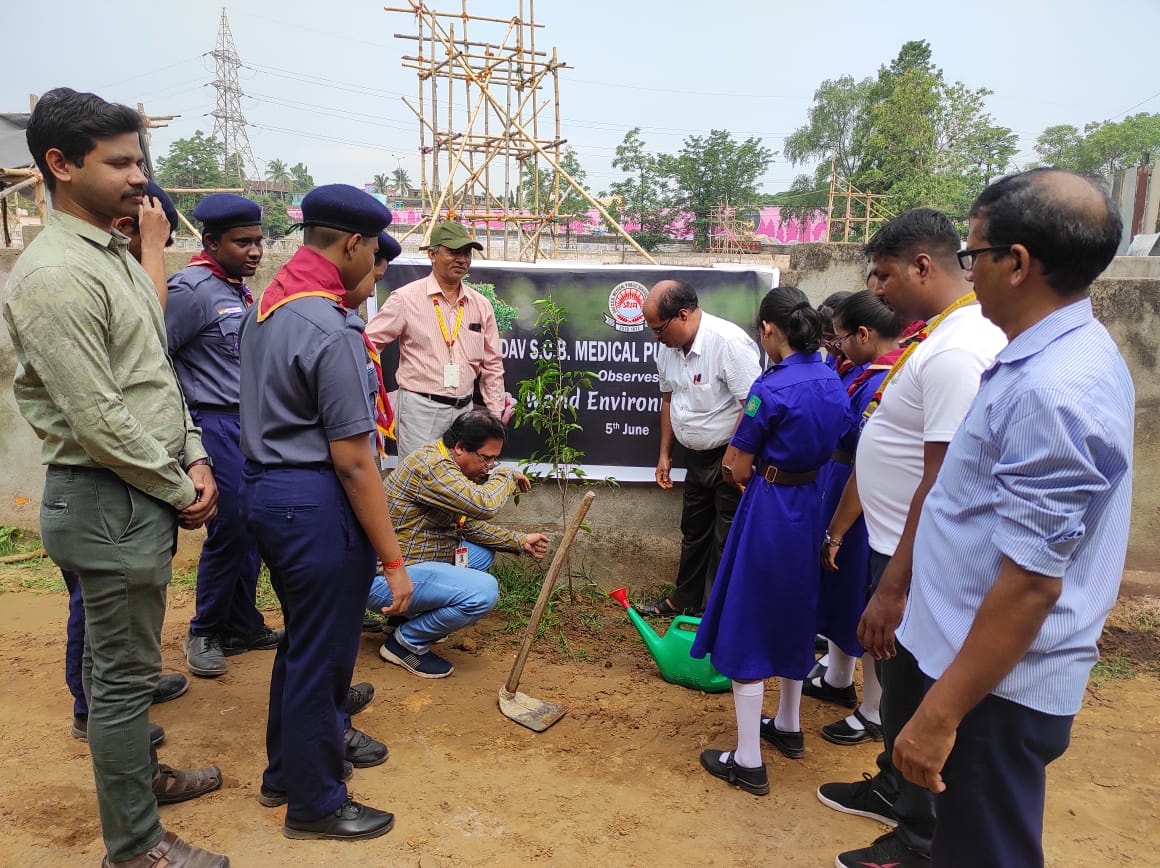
[41,466,175,861]
[396,388,473,459]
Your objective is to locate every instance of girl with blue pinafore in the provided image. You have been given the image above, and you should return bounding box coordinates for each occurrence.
[811,290,903,746]
[692,285,852,797]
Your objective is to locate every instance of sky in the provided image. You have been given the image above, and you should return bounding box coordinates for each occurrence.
[5,0,1159,199]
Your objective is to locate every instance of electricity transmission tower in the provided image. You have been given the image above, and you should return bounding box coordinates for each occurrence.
[210,8,261,182]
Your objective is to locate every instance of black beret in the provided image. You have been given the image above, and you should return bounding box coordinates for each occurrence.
[192,193,262,233]
[144,181,180,234]
[300,184,393,237]
[377,231,402,262]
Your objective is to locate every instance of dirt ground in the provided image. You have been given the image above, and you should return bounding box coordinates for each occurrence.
[0,556,1157,867]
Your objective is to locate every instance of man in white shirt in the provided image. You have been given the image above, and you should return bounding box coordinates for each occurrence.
[817,209,1007,868]
[635,279,761,617]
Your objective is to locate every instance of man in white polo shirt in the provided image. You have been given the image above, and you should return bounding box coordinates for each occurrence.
[635,279,761,617]
[817,209,1006,868]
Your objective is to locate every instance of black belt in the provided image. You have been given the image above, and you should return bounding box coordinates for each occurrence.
[411,391,472,409]
[243,460,333,472]
[758,465,819,486]
[192,403,240,415]
[831,449,854,466]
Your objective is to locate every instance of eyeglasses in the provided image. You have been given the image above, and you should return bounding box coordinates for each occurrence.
[651,318,674,336]
[473,450,501,468]
[957,245,1012,270]
[831,331,856,347]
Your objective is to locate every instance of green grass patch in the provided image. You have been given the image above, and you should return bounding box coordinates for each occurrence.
[1091,651,1135,684]
[0,526,42,558]
[171,563,280,612]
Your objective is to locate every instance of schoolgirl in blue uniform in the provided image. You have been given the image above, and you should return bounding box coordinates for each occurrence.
[691,285,852,796]
[238,184,413,841]
[812,290,903,744]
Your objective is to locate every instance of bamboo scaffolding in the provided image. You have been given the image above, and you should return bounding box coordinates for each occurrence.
[386,1,653,263]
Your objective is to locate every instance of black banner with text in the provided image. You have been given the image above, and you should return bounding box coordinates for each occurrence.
[378,261,775,481]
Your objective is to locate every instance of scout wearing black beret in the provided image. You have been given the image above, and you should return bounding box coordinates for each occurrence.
[192,193,262,234]
[300,184,393,237]
[377,231,402,263]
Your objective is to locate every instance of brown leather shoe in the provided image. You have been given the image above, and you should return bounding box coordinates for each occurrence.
[153,764,223,805]
[101,830,229,867]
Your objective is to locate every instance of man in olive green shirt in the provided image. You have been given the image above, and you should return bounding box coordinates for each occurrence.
[3,88,228,868]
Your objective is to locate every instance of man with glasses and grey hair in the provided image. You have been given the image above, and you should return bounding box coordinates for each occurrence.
[366,221,505,458]
[367,411,550,678]
[635,279,761,618]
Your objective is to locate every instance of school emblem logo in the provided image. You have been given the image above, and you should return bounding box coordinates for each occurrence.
[744,395,762,417]
[603,281,649,332]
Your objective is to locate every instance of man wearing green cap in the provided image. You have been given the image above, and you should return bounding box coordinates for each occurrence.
[366,221,505,457]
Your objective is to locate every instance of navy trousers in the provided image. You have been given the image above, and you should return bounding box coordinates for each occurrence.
[932,689,1073,868]
[189,411,265,640]
[242,464,374,823]
[63,569,87,717]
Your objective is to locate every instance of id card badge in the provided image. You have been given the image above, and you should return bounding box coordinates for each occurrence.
[443,363,461,389]
[454,543,469,569]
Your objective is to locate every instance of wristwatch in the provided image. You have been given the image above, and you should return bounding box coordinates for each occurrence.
[185,456,214,471]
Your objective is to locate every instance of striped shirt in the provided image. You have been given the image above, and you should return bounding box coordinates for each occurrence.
[385,443,526,565]
[365,273,505,416]
[898,297,1134,716]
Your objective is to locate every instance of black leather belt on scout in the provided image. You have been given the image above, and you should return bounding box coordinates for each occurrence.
[758,465,819,486]
[412,391,472,409]
[192,403,240,414]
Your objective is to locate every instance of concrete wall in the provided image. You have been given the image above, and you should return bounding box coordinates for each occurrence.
[1,241,1157,588]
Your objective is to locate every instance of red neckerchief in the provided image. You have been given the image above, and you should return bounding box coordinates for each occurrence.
[836,357,854,377]
[847,347,904,396]
[256,247,395,451]
[188,251,253,305]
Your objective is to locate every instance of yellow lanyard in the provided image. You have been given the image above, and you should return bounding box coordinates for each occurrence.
[433,295,466,352]
[435,441,468,529]
[862,291,977,423]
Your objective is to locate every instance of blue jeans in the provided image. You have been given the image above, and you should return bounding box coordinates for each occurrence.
[367,543,498,652]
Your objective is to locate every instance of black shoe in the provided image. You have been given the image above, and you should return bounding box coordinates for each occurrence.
[698,749,769,796]
[802,674,858,708]
[759,719,805,759]
[185,632,227,678]
[344,727,388,768]
[152,673,189,705]
[821,710,883,746]
[283,798,395,841]
[343,682,375,717]
[72,716,164,747]
[816,772,898,827]
[836,832,928,867]
[221,626,284,656]
[362,613,383,633]
[259,761,354,807]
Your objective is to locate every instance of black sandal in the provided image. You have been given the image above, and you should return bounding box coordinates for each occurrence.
[633,598,682,617]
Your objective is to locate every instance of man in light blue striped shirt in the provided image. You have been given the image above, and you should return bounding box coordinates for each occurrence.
[894,168,1133,868]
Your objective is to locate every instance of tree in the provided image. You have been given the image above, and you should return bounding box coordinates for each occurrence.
[371,173,391,195]
[266,159,291,199]
[1033,113,1160,176]
[520,148,591,243]
[603,128,680,252]
[663,129,774,250]
[391,167,412,195]
[155,131,229,190]
[155,131,231,221]
[253,193,292,238]
[779,40,1017,235]
[289,162,315,194]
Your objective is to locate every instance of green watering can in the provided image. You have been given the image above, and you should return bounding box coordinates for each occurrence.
[610,587,732,693]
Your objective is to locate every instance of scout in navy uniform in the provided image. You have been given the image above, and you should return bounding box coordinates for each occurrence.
[238,184,413,841]
[165,193,284,679]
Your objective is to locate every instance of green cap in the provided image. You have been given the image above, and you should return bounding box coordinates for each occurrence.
[422,221,483,251]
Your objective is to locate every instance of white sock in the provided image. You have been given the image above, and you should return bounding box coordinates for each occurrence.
[858,652,882,725]
[773,677,802,733]
[817,653,830,670]
[726,680,765,768]
[826,642,857,689]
